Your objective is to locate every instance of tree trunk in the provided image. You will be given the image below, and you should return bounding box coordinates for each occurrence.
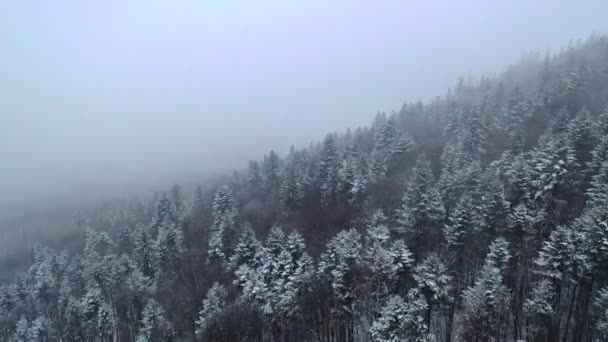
[563,283,578,341]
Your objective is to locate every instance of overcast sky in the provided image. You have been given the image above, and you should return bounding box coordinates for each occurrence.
[1,0,608,210]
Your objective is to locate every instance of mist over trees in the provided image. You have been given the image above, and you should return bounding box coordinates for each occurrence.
[2,35,608,341]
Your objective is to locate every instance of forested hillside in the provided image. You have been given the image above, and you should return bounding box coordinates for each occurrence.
[2,35,608,342]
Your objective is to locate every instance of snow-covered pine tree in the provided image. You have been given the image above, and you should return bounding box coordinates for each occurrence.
[438,144,483,213]
[587,162,608,208]
[234,226,312,327]
[412,254,452,331]
[584,206,608,279]
[208,186,239,263]
[370,290,431,342]
[281,148,305,210]
[477,174,510,242]
[370,117,414,180]
[363,212,413,301]
[154,192,178,233]
[593,287,608,341]
[195,282,228,338]
[262,150,281,196]
[81,285,115,340]
[267,230,313,320]
[535,223,590,283]
[530,121,578,201]
[566,108,597,167]
[319,135,341,207]
[318,229,363,320]
[501,86,531,132]
[501,154,533,207]
[136,299,172,342]
[524,279,555,339]
[228,224,264,272]
[444,194,476,249]
[458,238,511,341]
[397,153,445,253]
[460,108,488,162]
[154,218,184,281]
[133,223,157,278]
[534,220,591,340]
[337,149,361,206]
[248,160,264,193]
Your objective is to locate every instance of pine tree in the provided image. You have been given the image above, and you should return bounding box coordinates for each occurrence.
[262,150,281,195]
[501,154,532,206]
[318,229,363,318]
[337,150,360,205]
[459,238,512,341]
[444,194,476,249]
[267,231,313,319]
[12,316,48,342]
[235,226,313,322]
[438,145,482,212]
[281,149,305,210]
[371,117,414,179]
[529,132,578,200]
[540,108,572,144]
[585,206,608,279]
[81,285,115,340]
[589,136,608,180]
[370,291,430,342]
[413,254,452,330]
[593,287,608,341]
[133,223,157,278]
[524,279,555,338]
[136,299,171,342]
[228,225,264,271]
[195,282,228,338]
[460,109,488,162]
[596,106,608,136]
[154,192,178,231]
[364,214,413,297]
[208,186,239,262]
[587,162,608,208]
[566,108,597,166]
[477,175,510,241]
[248,160,264,193]
[397,153,445,252]
[319,135,341,207]
[154,219,184,280]
[506,128,526,156]
[536,223,590,282]
[502,86,530,131]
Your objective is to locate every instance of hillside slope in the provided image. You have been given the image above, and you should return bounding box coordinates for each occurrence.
[2,35,608,341]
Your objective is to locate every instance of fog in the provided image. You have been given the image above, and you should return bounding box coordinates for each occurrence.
[2,0,607,214]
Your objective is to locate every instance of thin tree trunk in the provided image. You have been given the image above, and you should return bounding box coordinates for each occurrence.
[564,283,578,342]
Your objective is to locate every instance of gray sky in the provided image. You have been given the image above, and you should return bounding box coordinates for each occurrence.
[1,0,608,210]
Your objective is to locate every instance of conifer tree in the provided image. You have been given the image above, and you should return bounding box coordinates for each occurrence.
[318,229,363,318]
[195,282,228,338]
[459,238,512,341]
[593,287,608,341]
[398,153,445,252]
[208,186,239,262]
[319,135,341,207]
[137,299,172,342]
[413,254,452,330]
[370,291,430,342]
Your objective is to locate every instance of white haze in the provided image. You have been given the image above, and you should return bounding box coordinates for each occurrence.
[1,0,608,214]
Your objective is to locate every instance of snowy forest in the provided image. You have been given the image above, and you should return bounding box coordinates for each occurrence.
[3,35,608,342]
